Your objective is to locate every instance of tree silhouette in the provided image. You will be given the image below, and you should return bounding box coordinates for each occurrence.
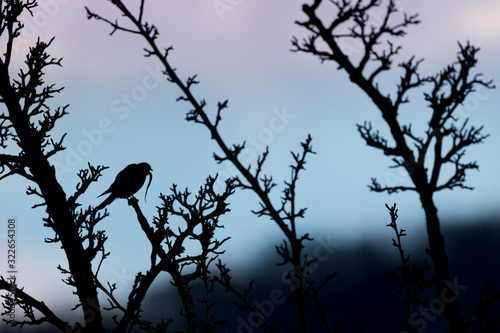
[86,1,336,332]
[0,1,235,332]
[292,0,494,332]
[0,1,105,331]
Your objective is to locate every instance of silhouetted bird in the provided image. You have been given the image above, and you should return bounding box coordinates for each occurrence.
[97,162,153,210]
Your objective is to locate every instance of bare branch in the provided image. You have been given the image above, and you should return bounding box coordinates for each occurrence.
[0,276,69,331]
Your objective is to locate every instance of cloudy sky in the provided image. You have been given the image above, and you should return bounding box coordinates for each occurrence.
[1,0,499,323]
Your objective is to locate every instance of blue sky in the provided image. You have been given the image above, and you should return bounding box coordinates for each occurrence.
[1,0,499,320]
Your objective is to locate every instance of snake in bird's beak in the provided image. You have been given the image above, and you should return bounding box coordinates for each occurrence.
[144,169,152,203]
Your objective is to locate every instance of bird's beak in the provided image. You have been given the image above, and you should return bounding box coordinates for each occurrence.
[144,171,152,203]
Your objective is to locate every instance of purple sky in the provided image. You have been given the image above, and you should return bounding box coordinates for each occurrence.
[1,0,499,319]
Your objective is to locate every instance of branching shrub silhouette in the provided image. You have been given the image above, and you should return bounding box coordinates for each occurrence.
[0,2,235,332]
[385,203,433,332]
[292,0,495,332]
[113,175,235,333]
[470,279,500,333]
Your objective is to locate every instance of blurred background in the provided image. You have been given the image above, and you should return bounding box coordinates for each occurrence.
[0,0,499,331]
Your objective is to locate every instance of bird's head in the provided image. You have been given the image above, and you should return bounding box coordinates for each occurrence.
[138,162,153,202]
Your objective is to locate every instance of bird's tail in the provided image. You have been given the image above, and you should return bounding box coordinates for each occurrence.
[97,194,116,210]
[97,189,110,198]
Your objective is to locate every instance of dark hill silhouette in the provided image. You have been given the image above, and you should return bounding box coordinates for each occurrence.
[4,217,499,333]
[140,216,500,332]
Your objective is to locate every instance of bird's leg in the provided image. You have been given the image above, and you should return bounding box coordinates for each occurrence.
[127,196,139,206]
